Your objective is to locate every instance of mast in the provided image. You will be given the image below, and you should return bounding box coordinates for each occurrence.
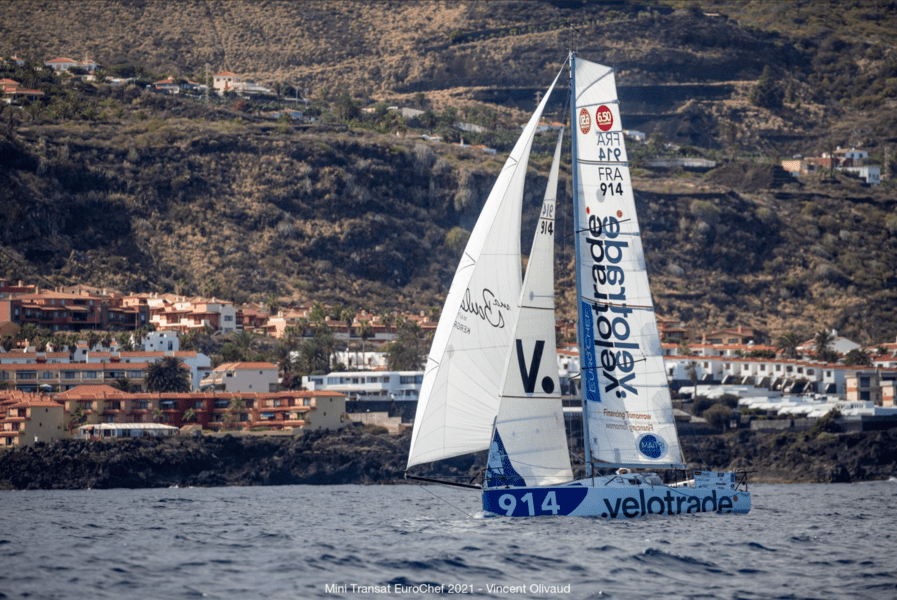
[569,51,594,478]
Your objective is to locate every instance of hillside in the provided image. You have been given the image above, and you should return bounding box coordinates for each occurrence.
[1,1,897,343]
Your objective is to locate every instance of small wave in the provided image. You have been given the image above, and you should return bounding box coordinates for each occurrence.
[745,542,778,552]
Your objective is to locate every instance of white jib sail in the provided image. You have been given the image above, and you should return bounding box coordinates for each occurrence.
[490,129,573,487]
[572,57,685,468]
[407,67,565,469]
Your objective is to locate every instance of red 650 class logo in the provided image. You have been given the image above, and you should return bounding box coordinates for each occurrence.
[596,105,613,132]
[578,108,591,134]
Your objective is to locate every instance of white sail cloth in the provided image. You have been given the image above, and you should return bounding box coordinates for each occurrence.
[490,130,573,487]
[407,67,565,469]
[572,57,685,468]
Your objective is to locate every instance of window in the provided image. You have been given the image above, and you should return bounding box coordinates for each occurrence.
[19,371,36,380]
[195,401,204,409]
[400,375,423,384]
[137,401,149,409]
[224,315,233,322]
[85,371,97,379]
[41,372,53,379]
[860,377,870,387]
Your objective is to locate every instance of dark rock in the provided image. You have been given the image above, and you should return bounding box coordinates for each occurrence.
[0,427,894,490]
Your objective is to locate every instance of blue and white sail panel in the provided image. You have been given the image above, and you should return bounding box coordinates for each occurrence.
[407,67,565,469]
[572,57,684,468]
[491,129,573,487]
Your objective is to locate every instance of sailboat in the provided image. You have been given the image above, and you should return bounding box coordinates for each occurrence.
[406,53,751,519]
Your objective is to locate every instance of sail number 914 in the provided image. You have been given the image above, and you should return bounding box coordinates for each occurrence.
[600,182,624,196]
[498,491,560,516]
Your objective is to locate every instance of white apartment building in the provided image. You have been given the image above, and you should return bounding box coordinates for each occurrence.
[302,371,423,401]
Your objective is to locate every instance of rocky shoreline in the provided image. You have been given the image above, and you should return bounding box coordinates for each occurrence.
[0,425,894,491]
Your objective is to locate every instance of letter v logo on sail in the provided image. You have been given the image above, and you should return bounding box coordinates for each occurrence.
[516,339,545,394]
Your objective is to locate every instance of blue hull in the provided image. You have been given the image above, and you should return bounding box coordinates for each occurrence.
[482,475,751,519]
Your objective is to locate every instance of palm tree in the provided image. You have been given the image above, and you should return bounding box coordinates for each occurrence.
[340,305,355,365]
[686,361,699,391]
[388,319,425,371]
[117,331,133,351]
[182,408,197,424]
[357,320,373,369]
[265,292,280,316]
[296,334,333,375]
[309,301,328,327]
[381,311,395,341]
[85,331,100,351]
[202,277,220,298]
[843,348,872,367]
[112,377,133,393]
[776,331,802,359]
[152,407,165,424]
[67,404,87,435]
[226,397,246,430]
[272,341,298,389]
[228,330,258,362]
[144,356,191,393]
[814,329,837,362]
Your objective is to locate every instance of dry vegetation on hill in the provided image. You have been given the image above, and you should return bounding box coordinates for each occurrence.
[1,1,897,343]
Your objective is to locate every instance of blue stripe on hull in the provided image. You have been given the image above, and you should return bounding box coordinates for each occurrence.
[483,483,751,519]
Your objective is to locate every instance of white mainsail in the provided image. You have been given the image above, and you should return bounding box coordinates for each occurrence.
[571,57,685,468]
[407,68,565,468]
[487,130,573,488]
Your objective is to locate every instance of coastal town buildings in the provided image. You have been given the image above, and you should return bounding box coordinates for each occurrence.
[0,392,66,448]
[303,371,424,402]
[0,348,211,393]
[200,362,279,393]
[0,385,347,448]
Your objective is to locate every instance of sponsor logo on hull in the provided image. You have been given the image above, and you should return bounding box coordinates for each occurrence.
[483,486,749,518]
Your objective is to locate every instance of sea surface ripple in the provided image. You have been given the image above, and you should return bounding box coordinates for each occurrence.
[1,481,895,599]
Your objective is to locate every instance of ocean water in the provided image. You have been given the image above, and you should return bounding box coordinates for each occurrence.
[1,481,895,600]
